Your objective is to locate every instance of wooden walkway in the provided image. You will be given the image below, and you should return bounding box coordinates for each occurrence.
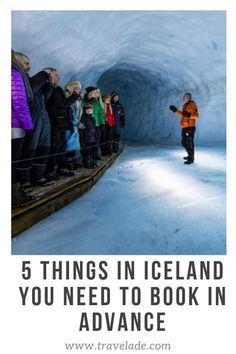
[12,148,123,237]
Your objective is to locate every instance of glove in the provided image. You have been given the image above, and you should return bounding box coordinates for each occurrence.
[74,92,82,100]
[78,122,85,130]
[182,110,191,118]
[169,105,177,113]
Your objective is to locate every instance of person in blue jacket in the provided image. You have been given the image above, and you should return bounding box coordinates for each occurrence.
[64,80,83,169]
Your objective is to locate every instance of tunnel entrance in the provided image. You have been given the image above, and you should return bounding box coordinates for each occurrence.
[97,63,182,144]
[96,62,226,146]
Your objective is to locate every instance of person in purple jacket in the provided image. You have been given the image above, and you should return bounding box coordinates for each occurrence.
[11,50,35,207]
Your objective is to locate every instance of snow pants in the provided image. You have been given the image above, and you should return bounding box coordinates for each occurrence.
[83,143,96,168]
[181,127,196,162]
[46,127,68,173]
[100,125,113,155]
[12,137,25,184]
[17,111,51,183]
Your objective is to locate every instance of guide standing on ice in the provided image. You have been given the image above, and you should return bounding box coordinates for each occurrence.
[169,93,199,164]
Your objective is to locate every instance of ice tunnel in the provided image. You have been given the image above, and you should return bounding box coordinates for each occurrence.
[12,10,226,145]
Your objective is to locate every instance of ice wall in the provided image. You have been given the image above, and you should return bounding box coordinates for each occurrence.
[12,11,226,145]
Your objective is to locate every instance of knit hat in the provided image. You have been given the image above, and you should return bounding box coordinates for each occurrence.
[85,103,93,110]
[102,93,111,102]
[111,91,118,100]
[85,86,97,94]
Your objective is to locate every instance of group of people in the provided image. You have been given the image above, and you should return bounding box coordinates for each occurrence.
[11,50,125,208]
[12,47,200,209]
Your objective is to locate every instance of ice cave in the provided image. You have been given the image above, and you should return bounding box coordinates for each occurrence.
[11,11,226,255]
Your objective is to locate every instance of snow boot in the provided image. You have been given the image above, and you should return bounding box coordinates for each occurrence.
[12,183,36,208]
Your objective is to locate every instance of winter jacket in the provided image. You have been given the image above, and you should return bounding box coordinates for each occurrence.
[111,101,125,134]
[64,93,81,152]
[80,113,96,145]
[65,89,83,126]
[11,67,33,131]
[83,96,105,127]
[104,103,115,128]
[46,86,80,130]
[176,100,199,128]
[112,100,125,125]
[28,71,52,125]
[12,61,34,103]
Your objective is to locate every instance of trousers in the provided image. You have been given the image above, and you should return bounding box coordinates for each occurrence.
[181,127,196,161]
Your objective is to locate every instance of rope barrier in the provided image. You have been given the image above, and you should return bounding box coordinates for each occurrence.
[12,139,125,164]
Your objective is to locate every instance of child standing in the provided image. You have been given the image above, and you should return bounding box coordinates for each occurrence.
[79,103,97,169]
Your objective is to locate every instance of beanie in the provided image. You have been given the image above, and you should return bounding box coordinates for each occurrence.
[111,91,118,101]
[85,86,97,94]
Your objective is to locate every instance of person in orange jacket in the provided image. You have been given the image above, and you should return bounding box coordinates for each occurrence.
[169,93,199,164]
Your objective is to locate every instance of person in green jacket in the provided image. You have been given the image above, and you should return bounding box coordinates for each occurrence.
[83,86,105,160]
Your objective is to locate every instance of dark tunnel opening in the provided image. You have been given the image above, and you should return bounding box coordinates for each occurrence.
[95,62,226,146]
[97,63,183,144]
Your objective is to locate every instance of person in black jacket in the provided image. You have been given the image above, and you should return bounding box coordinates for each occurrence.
[79,103,97,169]
[45,70,81,179]
[111,91,125,152]
[15,52,55,189]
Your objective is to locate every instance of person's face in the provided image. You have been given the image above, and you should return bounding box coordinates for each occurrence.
[50,70,60,86]
[113,95,119,102]
[105,97,111,104]
[87,90,97,99]
[18,55,31,73]
[183,94,190,103]
[72,84,81,94]
[85,108,93,114]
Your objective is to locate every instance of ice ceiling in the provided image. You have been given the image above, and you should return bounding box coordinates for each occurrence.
[12,11,226,144]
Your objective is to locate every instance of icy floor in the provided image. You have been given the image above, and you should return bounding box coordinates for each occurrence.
[12,143,226,255]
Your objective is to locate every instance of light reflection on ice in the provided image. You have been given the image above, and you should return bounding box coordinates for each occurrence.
[12,144,226,256]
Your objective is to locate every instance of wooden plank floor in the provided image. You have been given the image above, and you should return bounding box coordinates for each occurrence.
[12,149,123,237]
